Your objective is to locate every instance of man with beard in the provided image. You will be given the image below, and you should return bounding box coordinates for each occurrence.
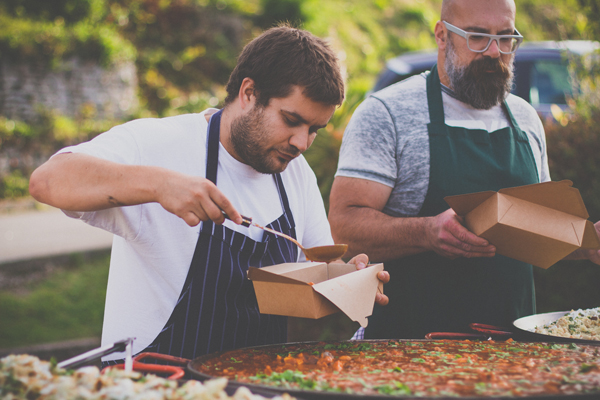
[29,25,390,364]
[328,0,600,340]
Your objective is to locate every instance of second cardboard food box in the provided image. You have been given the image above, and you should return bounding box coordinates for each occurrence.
[444,180,600,269]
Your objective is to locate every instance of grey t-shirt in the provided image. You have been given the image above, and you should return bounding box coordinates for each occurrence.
[335,72,550,218]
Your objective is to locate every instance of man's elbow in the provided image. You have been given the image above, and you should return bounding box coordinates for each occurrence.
[29,165,53,204]
[328,207,351,245]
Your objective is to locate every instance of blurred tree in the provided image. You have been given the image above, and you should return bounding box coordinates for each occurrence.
[102,0,258,116]
[1,0,94,23]
[0,0,134,66]
[253,0,306,29]
[577,0,600,40]
[517,0,583,41]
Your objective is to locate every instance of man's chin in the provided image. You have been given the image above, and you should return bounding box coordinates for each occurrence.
[250,159,289,174]
[271,158,290,173]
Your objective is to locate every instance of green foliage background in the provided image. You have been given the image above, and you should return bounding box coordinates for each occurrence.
[1,0,600,347]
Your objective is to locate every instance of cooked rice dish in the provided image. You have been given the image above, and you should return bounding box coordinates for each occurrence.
[534,307,600,340]
[0,354,295,400]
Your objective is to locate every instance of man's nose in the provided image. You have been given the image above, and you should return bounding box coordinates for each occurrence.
[483,38,502,58]
[288,129,311,153]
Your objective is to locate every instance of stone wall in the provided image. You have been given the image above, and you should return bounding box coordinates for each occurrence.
[0,58,138,183]
[0,57,138,123]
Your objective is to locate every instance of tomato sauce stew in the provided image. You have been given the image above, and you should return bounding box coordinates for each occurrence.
[192,339,600,397]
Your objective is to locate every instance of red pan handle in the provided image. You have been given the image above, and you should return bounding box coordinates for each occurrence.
[101,352,190,379]
[134,352,190,366]
[469,323,513,337]
[107,362,185,380]
[425,332,490,340]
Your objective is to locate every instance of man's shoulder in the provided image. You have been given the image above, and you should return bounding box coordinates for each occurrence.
[505,94,539,118]
[363,73,429,122]
[370,73,427,104]
[121,112,206,129]
[505,94,544,132]
[107,113,208,144]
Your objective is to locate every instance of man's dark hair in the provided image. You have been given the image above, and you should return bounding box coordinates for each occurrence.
[224,24,344,107]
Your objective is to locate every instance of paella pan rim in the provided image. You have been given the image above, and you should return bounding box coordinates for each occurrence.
[187,339,600,400]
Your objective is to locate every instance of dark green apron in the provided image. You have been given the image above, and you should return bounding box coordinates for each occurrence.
[364,66,540,339]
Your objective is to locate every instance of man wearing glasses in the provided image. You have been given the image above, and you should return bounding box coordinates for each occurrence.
[329,0,599,340]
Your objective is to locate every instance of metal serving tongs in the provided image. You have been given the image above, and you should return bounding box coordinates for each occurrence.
[57,337,135,371]
[57,338,188,379]
[222,211,348,262]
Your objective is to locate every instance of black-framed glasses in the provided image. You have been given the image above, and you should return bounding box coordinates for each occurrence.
[443,21,523,54]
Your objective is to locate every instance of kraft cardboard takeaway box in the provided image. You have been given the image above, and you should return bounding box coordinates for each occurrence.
[248,262,384,328]
[445,180,600,269]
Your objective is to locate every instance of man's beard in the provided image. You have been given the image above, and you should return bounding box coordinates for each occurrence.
[445,37,515,110]
[229,105,299,174]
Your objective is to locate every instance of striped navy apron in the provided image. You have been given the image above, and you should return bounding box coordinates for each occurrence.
[103,109,298,366]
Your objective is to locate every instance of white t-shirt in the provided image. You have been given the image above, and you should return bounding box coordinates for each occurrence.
[57,109,333,359]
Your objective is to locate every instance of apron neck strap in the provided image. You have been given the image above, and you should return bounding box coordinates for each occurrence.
[426,64,445,125]
[206,109,223,185]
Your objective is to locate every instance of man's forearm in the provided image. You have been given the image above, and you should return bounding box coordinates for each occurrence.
[29,153,165,211]
[330,205,432,262]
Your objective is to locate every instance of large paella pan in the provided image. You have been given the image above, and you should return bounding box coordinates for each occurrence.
[187,339,600,400]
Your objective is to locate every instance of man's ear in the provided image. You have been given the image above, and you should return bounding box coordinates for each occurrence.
[238,77,256,110]
[434,21,447,50]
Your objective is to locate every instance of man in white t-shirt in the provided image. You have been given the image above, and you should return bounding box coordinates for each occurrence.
[329,0,600,340]
[30,25,390,364]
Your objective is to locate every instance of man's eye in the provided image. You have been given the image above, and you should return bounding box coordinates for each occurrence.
[469,35,486,42]
[285,118,301,127]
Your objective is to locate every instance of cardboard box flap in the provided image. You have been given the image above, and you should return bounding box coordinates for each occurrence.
[326,262,359,279]
[499,180,589,219]
[582,220,600,249]
[312,264,384,328]
[445,191,497,216]
[247,262,325,285]
[247,267,305,285]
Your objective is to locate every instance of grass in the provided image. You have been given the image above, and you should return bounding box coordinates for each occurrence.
[0,254,109,349]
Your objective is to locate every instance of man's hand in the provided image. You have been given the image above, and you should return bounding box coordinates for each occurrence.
[347,253,390,306]
[566,220,600,264]
[426,208,496,259]
[156,172,242,227]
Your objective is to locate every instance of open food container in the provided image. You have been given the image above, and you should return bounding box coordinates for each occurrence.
[248,262,384,327]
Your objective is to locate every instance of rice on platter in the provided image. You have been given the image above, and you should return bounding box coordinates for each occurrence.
[0,354,295,400]
[534,307,600,340]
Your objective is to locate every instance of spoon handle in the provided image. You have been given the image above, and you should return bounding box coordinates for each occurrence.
[221,210,251,227]
[221,210,303,249]
[251,221,303,249]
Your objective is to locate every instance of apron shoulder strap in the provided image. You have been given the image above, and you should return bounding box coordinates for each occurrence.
[426,64,445,125]
[206,109,223,185]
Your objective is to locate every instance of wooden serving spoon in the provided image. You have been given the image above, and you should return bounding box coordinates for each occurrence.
[222,211,348,262]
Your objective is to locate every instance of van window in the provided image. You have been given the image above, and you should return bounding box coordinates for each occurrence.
[529,61,572,106]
